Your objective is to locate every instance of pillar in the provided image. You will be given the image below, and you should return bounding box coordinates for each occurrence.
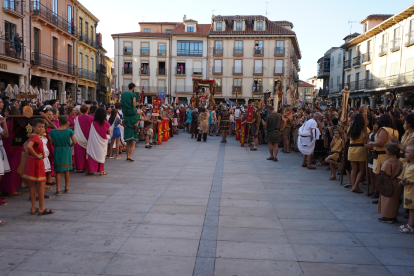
[360,97,365,106]
[82,86,88,100]
[244,98,249,105]
[369,96,376,110]
[350,98,355,108]
[40,77,50,91]
[382,95,387,106]
[69,83,76,102]
[187,97,191,105]
[336,98,339,107]
[90,87,96,101]
[18,75,25,87]
[57,81,65,103]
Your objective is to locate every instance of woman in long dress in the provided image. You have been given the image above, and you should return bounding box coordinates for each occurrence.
[108,109,122,159]
[0,116,10,205]
[74,105,93,172]
[197,108,210,142]
[66,106,76,168]
[87,108,111,176]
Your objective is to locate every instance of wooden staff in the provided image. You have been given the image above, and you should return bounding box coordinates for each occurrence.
[246,123,250,151]
[339,87,350,186]
[363,105,370,196]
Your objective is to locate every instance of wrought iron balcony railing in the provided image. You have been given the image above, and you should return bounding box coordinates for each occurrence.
[124,47,132,55]
[274,67,284,75]
[193,68,203,76]
[344,59,351,69]
[362,52,371,63]
[233,66,243,75]
[140,67,150,75]
[157,68,167,75]
[366,72,414,90]
[79,68,98,81]
[0,38,26,61]
[213,47,223,56]
[390,38,401,52]
[352,55,361,67]
[31,52,77,75]
[253,66,264,75]
[275,47,284,56]
[140,48,149,56]
[176,67,186,75]
[3,0,25,18]
[405,31,414,47]
[157,49,166,57]
[123,67,132,74]
[233,48,243,56]
[252,86,263,93]
[212,66,222,75]
[232,86,242,94]
[379,44,388,57]
[254,47,264,56]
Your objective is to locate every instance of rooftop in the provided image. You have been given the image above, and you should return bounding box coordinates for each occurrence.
[360,14,394,23]
[298,80,314,87]
[111,32,171,38]
[171,23,210,36]
[138,22,180,25]
[343,32,360,40]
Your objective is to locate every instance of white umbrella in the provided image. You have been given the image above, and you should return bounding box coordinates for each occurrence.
[49,90,53,100]
[5,84,13,97]
[19,84,25,94]
[165,97,169,105]
[144,96,148,104]
[28,85,34,95]
[13,85,19,98]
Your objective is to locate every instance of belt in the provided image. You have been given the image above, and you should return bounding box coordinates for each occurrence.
[349,143,364,147]
[331,151,340,154]
[374,150,386,155]
[55,145,70,147]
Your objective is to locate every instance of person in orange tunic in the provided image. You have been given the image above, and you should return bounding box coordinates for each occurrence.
[23,118,55,216]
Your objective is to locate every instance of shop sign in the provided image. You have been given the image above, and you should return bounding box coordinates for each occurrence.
[0,63,7,70]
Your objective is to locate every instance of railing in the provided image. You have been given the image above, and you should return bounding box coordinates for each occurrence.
[124,47,132,55]
[232,86,242,94]
[31,52,77,75]
[98,63,106,73]
[352,55,361,67]
[79,33,94,48]
[254,48,264,56]
[123,67,132,74]
[252,86,263,93]
[213,47,223,56]
[140,67,150,75]
[345,80,365,91]
[177,49,202,56]
[362,52,371,63]
[317,66,330,78]
[253,66,264,75]
[175,85,194,94]
[176,67,186,75]
[215,86,222,93]
[141,48,149,56]
[78,68,98,81]
[275,47,284,56]
[233,48,243,56]
[30,1,77,37]
[3,0,25,17]
[212,66,222,74]
[318,89,329,97]
[344,59,351,69]
[0,38,26,61]
[233,66,243,75]
[193,68,203,76]
[379,44,388,56]
[98,75,109,91]
[405,31,414,47]
[157,68,167,75]
[157,49,166,57]
[366,72,414,90]
[390,38,401,52]
[274,67,284,75]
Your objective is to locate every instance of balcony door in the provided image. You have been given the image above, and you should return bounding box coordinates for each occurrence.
[141,80,149,92]
[34,28,40,53]
[193,61,202,75]
[67,44,72,74]
[158,80,166,92]
[52,0,58,24]
[67,5,72,33]
[214,60,222,73]
[253,79,262,92]
[275,60,283,74]
[234,60,242,74]
[53,37,58,70]
[254,60,262,74]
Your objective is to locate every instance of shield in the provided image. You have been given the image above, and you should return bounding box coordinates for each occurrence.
[375,171,394,197]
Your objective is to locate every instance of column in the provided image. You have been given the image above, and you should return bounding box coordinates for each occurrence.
[57,81,65,104]
[69,83,76,102]
[350,98,355,108]
[360,97,365,106]
[18,75,25,87]
[336,98,339,107]
[244,98,249,105]
[40,77,50,91]
[398,93,405,109]
[187,97,191,105]
[369,96,376,109]
[382,95,387,106]
[90,87,96,101]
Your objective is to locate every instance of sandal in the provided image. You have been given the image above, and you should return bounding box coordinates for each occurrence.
[398,224,409,230]
[129,159,135,162]
[329,176,337,180]
[266,157,274,161]
[85,172,94,175]
[302,164,307,167]
[0,220,4,225]
[307,166,316,170]
[315,162,322,166]
[38,209,55,216]
[100,172,108,176]
[30,208,38,215]
[56,191,62,196]
[44,185,52,191]
[9,192,22,196]
[399,225,414,234]
[64,189,69,194]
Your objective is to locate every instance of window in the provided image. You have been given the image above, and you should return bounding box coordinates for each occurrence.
[124,61,132,74]
[216,22,222,30]
[234,40,243,55]
[79,53,83,69]
[187,25,194,32]
[394,27,400,39]
[67,44,72,65]
[337,53,341,68]
[91,26,94,38]
[141,42,149,56]
[90,58,94,71]
[347,75,351,84]
[337,76,340,86]
[5,21,16,47]
[53,0,57,14]
[276,41,284,55]
[255,40,263,55]
[366,70,370,80]
[254,60,263,74]
[144,29,151,33]
[257,21,263,30]
[52,37,57,59]
[34,28,40,52]
[79,18,83,35]
[214,40,222,55]
[253,78,262,92]
[85,55,88,70]
[177,41,203,56]
[234,78,242,87]
[236,21,242,30]
[275,60,283,74]
[158,44,166,56]
[234,60,242,74]
[331,56,335,67]
[214,78,222,92]
[67,5,72,33]
[214,60,222,73]
[85,22,88,36]
[166,29,172,33]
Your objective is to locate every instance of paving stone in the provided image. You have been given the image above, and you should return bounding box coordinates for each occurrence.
[386,265,414,276]
[219,206,277,218]
[299,262,392,276]
[285,230,361,246]
[0,232,57,250]
[63,221,137,236]
[214,259,304,276]
[140,213,205,226]
[367,247,414,266]
[280,218,349,232]
[219,215,282,229]
[149,204,206,215]
[0,249,36,270]
[131,224,202,240]
[218,227,288,243]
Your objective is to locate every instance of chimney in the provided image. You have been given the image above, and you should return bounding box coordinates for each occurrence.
[183,14,187,22]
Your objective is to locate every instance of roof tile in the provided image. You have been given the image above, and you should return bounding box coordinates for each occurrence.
[171,23,210,36]
[111,32,171,38]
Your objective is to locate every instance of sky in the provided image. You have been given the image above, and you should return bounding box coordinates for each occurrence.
[81,0,414,81]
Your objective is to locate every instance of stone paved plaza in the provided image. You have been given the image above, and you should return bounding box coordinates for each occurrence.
[0,133,413,276]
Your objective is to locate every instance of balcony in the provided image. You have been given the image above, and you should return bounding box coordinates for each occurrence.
[405,31,414,47]
[175,85,194,94]
[213,47,223,56]
[362,52,371,64]
[78,68,98,82]
[254,47,264,56]
[291,48,300,71]
[365,72,414,90]
[232,86,242,95]
[252,85,263,94]
[390,38,401,52]
[177,49,202,57]
[123,67,132,75]
[379,44,388,57]
[345,80,365,91]
[140,48,150,56]
[192,68,203,76]
[31,52,77,76]
[212,66,223,75]
[30,1,77,38]
[344,59,351,70]
[78,33,95,48]
[215,86,222,94]
[233,48,243,57]
[352,55,361,67]
[317,66,330,78]
[3,0,25,18]
[274,67,284,76]
[157,68,167,76]
[318,88,329,97]
[0,38,26,62]
[157,49,166,57]
[233,66,243,75]
[98,63,107,74]
[98,75,109,92]
[175,67,186,76]
[275,47,284,56]
[253,66,264,75]
[124,47,132,55]
[140,67,150,75]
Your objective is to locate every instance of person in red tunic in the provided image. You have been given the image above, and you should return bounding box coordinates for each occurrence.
[23,118,55,216]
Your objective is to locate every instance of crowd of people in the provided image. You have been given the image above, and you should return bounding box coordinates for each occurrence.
[0,82,413,235]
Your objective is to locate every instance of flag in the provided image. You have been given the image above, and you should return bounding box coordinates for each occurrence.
[139,86,145,104]
[176,94,178,104]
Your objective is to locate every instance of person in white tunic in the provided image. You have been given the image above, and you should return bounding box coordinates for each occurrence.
[298,112,322,170]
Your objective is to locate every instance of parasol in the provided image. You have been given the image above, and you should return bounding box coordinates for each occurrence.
[5,84,13,97]
[144,96,148,104]
[19,84,25,94]
[13,85,19,98]
[165,97,169,105]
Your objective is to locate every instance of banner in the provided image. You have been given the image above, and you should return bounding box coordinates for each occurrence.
[11,117,39,147]
[246,105,254,123]
[158,123,162,145]
[153,98,161,115]
[240,123,245,147]
[235,119,241,141]
[158,92,166,103]
[163,119,169,141]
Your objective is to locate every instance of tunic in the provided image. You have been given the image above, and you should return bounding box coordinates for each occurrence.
[74,114,93,171]
[348,127,370,162]
[49,129,74,172]
[87,121,110,173]
[22,135,46,182]
[120,91,141,142]
[398,130,414,178]
[265,112,283,143]
[199,112,210,133]
[373,127,398,174]
[377,158,403,218]
[403,163,414,209]
[0,120,21,193]
[328,138,342,161]
[219,111,230,133]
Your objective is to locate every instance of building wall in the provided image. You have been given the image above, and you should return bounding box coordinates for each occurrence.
[139,23,177,33]
[329,48,345,94]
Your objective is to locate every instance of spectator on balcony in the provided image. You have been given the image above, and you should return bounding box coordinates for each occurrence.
[14,33,23,59]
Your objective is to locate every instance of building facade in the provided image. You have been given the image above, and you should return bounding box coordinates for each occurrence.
[298,80,314,103]
[328,47,345,96]
[112,15,301,105]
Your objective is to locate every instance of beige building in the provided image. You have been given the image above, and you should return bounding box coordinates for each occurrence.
[298,80,314,103]
[208,16,301,104]
[340,5,414,108]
